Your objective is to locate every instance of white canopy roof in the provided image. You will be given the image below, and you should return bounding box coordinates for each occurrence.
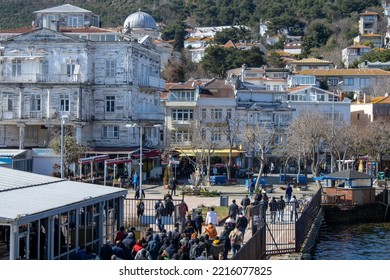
[0,167,127,223]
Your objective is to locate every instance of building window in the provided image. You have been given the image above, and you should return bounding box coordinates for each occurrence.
[227,109,232,120]
[105,96,115,113]
[41,60,49,75]
[31,95,41,111]
[344,78,354,86]
[68,15,83,27]
[105,59,116,77]
[12,59,22,76]
[201,108,207,119]
[172,109,193,121]
[2,94,13,111]
[172,130,191,143]
[359,78,370,87]
[212,132,222,141]
[66,59,77,77]
[60,94,70,112]
[328,78,339,86]
[103,125,119,139]
[42,15,59,28]
[170,91,195,101]
[211,108,223,120]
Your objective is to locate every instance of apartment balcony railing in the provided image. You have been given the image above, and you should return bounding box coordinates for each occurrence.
[30,111,43,119]
[171,120,194,125]
[138,76,166,91]
[0,73,82,83]
[133,112,165,122]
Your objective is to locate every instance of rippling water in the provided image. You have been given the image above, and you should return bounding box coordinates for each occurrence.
[311,222,390,260]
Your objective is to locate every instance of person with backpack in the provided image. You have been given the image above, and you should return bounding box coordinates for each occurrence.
[136,200,145,218]
[228,226,243,258]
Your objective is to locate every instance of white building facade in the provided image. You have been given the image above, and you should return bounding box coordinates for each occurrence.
[0,5,165,156]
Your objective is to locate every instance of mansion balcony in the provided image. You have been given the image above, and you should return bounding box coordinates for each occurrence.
[0,73,82,83]
[171,119,194,126]
[138,76,166,91]
[133,112,165,123]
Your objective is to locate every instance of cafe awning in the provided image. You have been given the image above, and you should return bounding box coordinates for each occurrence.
[178,148,242,157]
[105,157,132,166]
[78,155,110,164]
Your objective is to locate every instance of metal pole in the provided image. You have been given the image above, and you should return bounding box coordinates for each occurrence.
[60,117,65,179]
[331,89,335,173]
[140,126,143,195]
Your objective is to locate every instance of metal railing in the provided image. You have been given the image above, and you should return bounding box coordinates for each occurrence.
[295,189,322,252]
[233,188,322,259]
[232,223,266,260]
[0,73,81,83]
[123,197,186,234]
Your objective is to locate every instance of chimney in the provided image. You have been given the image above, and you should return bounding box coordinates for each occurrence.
[241,64,246,83]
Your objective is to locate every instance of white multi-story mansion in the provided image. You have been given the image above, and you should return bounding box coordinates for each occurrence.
[0,5,165,157]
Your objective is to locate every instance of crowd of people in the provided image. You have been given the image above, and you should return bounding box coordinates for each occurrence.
[96,203,251,260]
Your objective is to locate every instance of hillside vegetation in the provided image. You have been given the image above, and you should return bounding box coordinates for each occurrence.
[0,0,382,30]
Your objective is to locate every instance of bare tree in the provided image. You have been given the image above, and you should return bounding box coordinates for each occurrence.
[49,126,89,177]
[240,122,275,190]
[177,118,220,186]
[284,110,328,184]
[359,117,390,165]
[365,77,390,97]
[220,117,242,181]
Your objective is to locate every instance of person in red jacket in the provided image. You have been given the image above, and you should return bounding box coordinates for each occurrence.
[131,239,144,259]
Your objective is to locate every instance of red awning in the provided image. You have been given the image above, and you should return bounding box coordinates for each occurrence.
[105,157,132,166]
[78,155,109,164]
[131,149,161,159]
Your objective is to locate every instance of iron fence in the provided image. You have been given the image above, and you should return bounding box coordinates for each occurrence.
[295,189,322,252]
[232,224,266,260]
[233,188,322,259]
[123,197,186,234]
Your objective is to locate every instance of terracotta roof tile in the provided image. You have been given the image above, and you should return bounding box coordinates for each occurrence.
[347,44,371,49]
[299,68,390,76]
[224,40,236,48]
[169,79,210,90]
[289,57,332,64]
[199,79,235,98]
[0,26,37,34]
[359,11,379,16]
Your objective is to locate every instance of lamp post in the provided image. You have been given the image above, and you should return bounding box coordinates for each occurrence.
[330,80,343,173]
[60,115,68,179]
[126,123,162,196]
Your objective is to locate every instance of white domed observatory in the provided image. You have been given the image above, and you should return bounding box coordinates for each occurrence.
[123,9,159,39]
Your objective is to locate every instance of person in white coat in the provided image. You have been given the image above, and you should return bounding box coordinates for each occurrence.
[205,207,218,226]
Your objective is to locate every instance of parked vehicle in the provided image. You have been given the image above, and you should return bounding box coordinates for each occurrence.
[209,175,227,185]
